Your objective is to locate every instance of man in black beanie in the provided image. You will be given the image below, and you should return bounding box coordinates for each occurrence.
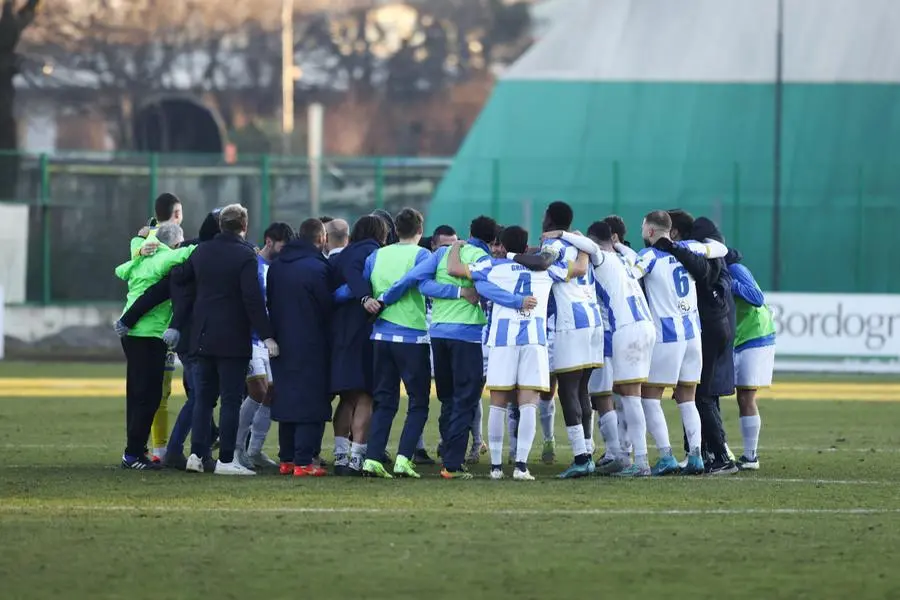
[659,210,738,475]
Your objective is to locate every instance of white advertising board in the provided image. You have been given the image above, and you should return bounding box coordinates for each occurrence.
[767,292,900,373]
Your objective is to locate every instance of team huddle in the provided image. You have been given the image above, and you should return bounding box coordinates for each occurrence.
[114,196,775,480]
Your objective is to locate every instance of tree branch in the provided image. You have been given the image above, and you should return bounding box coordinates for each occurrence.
[18,0,41,29]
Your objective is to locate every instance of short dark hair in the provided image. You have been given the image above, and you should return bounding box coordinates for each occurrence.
[219,204,248,234]
[350,215,389,245]
[319,215,335,224]
[154,193,181,222]
[394,207,424,239]
[432,224,456,239]
[493,226,505,244]
[545,201,574,230]
[500,225,529,254]
[419,236,433,250]
[667,209,695,240]
[603,215,626,240]
[587,221,612,243]
[469,215,498,244]
[644,210,672,230]
[298,218,325,243]
[264,222,294,243]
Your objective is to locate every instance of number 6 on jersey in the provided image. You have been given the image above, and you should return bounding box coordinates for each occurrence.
[672,266,689,298]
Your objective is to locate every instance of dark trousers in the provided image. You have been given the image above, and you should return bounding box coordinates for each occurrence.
[312,421,326,458]
[432,338,484,471]
[366,341,431,462]
[190,356,248,463]
[278,422,321,466]
[121,336,168,458]
[683,317,731,459]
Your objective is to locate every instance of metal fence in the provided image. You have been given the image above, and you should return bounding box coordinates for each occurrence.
[2,151,449,304]
[1,151,897,303]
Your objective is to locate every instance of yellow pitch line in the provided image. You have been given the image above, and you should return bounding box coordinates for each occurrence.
[0,378,898,401]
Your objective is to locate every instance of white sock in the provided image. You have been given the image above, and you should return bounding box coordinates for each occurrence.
[350,442,367,462]
[506,402,518,453]
[620,395,648,458]
[248,404,272,454]
[678,401,703,455]
[334,436,350,457]
[153,447,167,460]
[516,404,537,464]
[539,398,555,441]
[565,425,587,458]
[417,434,426,451]
[489,405,507,466]
[614,394,631,455]
[641,398,672,456]
[236,397,260,452]
[740,415,762,459]
[598,410,620,459]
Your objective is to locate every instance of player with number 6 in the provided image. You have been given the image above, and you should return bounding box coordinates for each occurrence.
[613,211,728,476]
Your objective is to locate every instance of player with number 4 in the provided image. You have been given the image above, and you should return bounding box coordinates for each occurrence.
[447,226,563,481]
[615,210,728,476]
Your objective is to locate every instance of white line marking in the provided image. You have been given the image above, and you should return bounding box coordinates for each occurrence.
[0,505,897,516]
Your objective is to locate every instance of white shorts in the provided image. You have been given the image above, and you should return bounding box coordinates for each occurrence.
[611,322,656,384]
[247,343,273,384]
[647,337,702,387]
[588,365,613,396]
[550,327,604,374]
[486,344,551,392]
[735,344,776,389]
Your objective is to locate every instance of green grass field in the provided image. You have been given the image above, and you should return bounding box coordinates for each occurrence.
[2,362,900,599]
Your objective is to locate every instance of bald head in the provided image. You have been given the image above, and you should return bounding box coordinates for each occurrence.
[325,218,349,253]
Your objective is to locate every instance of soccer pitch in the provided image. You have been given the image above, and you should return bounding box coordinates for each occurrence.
[1,363,900,599]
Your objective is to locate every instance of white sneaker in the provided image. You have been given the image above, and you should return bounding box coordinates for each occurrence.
[490,468,505,480]
[249,450,279,469]
[214,460,256,476]
[513,468,535,481]
[186,453,205,473]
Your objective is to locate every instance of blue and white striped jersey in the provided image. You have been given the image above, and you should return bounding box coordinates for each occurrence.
[469,258,559,348]
[593,250,651,335]
[542,238,603,332]
[633,247,700,343]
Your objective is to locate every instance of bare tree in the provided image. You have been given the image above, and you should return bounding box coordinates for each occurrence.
[23,0,273,146]
[0,0,40,198]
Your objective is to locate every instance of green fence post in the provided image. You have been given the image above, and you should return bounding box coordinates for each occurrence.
[610,160,621,216]
[374,157,384,210]
[148,153,159,216]
[39,153,51,305]
[732,161,741,249]
[260,154,271,242]
[491,158,501,220]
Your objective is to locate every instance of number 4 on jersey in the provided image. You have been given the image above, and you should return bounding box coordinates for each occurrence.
[513,272,532,296]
